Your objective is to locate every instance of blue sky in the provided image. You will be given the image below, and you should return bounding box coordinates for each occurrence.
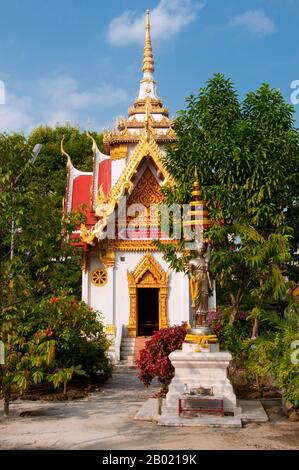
[0,0,298,134]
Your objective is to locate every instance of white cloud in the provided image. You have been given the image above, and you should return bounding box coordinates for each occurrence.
[0,93,35,134]
[106,0,205,46]
[228,10,276,37]
[0,76,128,134]
[38,77,128,110]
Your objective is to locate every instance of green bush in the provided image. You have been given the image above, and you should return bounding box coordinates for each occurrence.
[243,333,278,396]
[214,308,251,362]
[32,294,112,375]
[272,329,299,408]
[219,323,249,361]
[244,327,299,407]
[1,293,112,407]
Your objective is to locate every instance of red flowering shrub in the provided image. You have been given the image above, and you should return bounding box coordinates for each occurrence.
[45,326,54,337]
[136,323,187,392]
[206,309,223,337]
[48,297,61,305]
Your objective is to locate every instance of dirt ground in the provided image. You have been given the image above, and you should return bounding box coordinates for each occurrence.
[0,369,298,450]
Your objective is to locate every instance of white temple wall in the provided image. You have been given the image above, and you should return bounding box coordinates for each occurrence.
[111,159,126,187]
[88,253,114,325]
[127,143,137,160]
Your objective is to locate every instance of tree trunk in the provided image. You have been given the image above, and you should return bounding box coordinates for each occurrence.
[229,305,238,325]
[4,386,11,417]
[63,380,67,397]
[229,291,242,325]
[252,318,259,339]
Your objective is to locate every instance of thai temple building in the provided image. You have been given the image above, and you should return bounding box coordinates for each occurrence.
[64,11,215,360]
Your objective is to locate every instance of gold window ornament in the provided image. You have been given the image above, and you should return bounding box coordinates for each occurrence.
[91,268,108,287]
[105,324,116,335]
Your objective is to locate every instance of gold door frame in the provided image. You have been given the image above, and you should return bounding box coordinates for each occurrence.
[127,253,169,337]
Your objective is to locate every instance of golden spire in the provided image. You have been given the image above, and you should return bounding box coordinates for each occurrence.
[142,9,154,74]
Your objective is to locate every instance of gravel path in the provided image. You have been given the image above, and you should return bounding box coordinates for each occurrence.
[0,369,298,450]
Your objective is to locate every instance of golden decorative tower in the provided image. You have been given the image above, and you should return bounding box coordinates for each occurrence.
[184,170,211,242]
[103,9,175,158]
[143,9,154,74]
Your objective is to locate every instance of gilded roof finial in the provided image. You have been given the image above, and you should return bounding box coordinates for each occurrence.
[142,9,154,74]
[86,130,98,156]
[61,135,71,168]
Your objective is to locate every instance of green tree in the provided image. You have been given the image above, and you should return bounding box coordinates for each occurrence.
[160,74,299,327]
[0,127,106,415]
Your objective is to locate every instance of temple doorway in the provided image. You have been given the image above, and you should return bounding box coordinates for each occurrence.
[137,288,159,336]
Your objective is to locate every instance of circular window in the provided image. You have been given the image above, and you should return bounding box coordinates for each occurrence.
[91,269,108,287]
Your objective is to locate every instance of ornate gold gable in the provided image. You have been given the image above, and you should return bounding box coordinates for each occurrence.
[127,253,169,337]
[121,167,162,230]
[108,130,174,208]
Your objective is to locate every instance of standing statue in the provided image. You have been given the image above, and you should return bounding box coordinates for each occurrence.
[189,240,213,335]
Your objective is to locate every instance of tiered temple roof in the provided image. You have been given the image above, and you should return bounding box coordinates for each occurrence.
[64,10,176,249]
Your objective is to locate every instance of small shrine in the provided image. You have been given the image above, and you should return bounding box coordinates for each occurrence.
[63,11,216,348]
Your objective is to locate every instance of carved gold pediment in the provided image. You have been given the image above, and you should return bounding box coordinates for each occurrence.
[127,167,162,208]
[109,130,174,207]
[127,252,168,287]
[139,271,157,286]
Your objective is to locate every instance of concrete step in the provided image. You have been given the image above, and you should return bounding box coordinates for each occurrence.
[117,359,135,366]
[113,364,137,372]
[117,337,136,366]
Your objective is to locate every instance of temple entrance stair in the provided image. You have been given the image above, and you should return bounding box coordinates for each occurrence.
[120,337,135,364]
[134,336,150,363]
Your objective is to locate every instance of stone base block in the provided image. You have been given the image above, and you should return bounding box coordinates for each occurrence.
[135,398,268,428]
[158,414,242,427]
[161,350,238,420]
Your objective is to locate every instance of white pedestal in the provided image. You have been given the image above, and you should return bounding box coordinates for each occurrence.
[159,350,239,426]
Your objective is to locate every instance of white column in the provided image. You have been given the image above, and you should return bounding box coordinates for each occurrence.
[181,274,190,324]
[209,280,217,311]
[82,269,89,304]
[107,266,115,325]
